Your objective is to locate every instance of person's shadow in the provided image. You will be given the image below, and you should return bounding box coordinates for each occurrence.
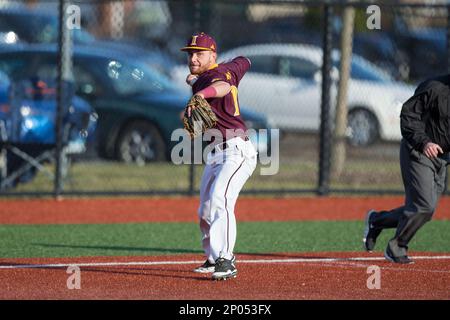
[0,243,335,281]
[1,242,211,281]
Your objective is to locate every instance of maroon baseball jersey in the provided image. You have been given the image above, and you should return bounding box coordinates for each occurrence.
[192,56,250,140]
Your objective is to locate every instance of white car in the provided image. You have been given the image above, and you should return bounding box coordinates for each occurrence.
[172,43,416,146]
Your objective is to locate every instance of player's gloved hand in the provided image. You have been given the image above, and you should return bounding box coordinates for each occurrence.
[183,95,217,138]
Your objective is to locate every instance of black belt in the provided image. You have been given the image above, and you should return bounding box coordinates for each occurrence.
[211,136,249,154]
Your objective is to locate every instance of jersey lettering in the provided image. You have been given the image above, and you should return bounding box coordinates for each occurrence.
[230,86,240,116]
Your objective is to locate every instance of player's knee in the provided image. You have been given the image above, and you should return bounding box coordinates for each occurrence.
[406,202,436,216]
[418,203,436,218]
[404,205,435,222]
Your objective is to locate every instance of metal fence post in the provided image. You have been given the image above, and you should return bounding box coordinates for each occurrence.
[55,0,65,198]
[186,0,201,196]
[318,4,333,196]
[55,0,73,198]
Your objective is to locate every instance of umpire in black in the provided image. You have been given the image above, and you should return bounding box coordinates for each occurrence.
[363,74,450,264]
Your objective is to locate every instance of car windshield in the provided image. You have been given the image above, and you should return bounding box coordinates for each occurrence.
[104,59,178,95]
[331,50,393,83]
[353,58,392,82]
[336,57,393,83]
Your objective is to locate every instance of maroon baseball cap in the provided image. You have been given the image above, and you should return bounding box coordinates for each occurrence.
[180,32,217,52]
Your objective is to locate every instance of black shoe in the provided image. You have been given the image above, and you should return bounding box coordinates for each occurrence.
[384,243,414,264]
[363,210,382,252]
[212,256,237,280]
[193,260,215,273]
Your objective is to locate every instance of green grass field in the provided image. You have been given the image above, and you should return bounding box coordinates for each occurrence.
[12,159,410,193]
[1,220,449,259]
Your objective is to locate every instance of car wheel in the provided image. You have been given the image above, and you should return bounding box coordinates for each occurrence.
[116,121,166,164]
[347,108,379,146]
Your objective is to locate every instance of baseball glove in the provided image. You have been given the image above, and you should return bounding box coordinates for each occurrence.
[183,95,217,138]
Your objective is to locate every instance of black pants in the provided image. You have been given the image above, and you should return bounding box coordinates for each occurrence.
[371,139,448,256]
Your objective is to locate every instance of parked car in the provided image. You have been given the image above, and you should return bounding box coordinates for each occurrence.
[0,7,96,45]
[0,72,96,189]
[173,43,416,146]
[352,32,410,82]
[393,27,446,83]
[1,5,182,80]
[0,69,7,98]
[0,6,179,78]
[0,44,269,164]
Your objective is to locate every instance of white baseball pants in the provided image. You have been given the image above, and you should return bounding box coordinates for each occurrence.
[198,137,257,263]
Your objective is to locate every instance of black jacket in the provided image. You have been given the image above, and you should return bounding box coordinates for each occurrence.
[400,74,450,153]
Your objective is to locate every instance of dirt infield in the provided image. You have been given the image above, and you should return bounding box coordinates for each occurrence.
[1,252,449,300]
[1,196,450,224]
[1,196,449,300]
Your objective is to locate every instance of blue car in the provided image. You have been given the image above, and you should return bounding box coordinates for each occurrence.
[4,78,94,144]
[0,6,178,78]
[0,6,94,45]
[0,72,96,188]
[0,70,8,103]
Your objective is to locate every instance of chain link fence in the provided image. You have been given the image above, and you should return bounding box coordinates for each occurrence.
[0,0,448,196]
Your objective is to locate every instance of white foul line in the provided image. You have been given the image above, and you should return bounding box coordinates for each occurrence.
[1,255,450,270]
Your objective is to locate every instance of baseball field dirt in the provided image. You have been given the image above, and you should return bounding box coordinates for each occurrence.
[0,196,449,300]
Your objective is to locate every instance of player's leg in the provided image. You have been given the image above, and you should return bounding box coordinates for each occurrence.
[208,157,246,261]
[371,140,417,230]
[208,153,256,279]
[363,206,403,252]
[368,207,404,229]
[386,141,447,263]
[392,158,445,247]
[194,163,217,273]
[212,158,256,259]
[363,140,410,251]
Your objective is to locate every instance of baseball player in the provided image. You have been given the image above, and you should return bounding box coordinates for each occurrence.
[180,32,257,280]
[363,74,450,264]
